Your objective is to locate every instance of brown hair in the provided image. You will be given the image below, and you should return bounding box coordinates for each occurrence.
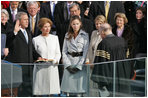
[114,13,128,24]
[67,15,82,40]
[38,18,53,30]
[95,15,106,23]
[136,7,146,16]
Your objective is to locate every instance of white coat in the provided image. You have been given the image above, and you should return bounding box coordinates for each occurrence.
[32,34,61,95]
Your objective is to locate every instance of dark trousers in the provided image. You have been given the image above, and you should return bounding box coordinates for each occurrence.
[18,65,33,97]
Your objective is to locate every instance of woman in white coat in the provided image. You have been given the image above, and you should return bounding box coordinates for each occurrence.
[32,18,61,96]
[61,15,89,97]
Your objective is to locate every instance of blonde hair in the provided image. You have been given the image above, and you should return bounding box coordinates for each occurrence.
[38,18,53,30]
[1,9,9,20]
[114,13,128,24]
[95,15,106,23]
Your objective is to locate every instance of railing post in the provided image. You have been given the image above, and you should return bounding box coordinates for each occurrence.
[86,64,90,97]
[11,63,13,97]
[113,61,116,97]
[145,58,147,96]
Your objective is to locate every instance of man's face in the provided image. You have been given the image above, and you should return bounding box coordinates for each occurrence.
[27,4,38,17]
[10,1,19,11]
[20,14,29,29]
[70,5,80,16]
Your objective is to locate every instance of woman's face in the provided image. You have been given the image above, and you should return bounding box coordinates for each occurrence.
[116,17,124,28]
[95,20,103,30]
[41,23,51,34]
[71,19,81,33]
[136,10,144,20]
[1,13,8,25]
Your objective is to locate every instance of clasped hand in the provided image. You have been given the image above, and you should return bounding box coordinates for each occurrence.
[66,66,80,74]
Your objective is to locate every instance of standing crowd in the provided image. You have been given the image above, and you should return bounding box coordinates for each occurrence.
[1,1,147,97]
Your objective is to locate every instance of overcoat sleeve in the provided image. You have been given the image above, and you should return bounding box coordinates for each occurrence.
[53,36,61,64]
[76,33,89,70]
[62,38,72,68]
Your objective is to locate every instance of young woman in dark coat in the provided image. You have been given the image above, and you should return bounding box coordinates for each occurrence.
[130,7,147,57]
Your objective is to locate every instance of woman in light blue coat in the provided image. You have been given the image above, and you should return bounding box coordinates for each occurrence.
[61,15,89,97]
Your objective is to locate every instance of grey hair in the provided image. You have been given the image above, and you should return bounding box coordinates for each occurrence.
[27,1,38,8]
[100,23,112,33]
[16,12,27,21]
[69,3,80,10]
[1,9,9,20]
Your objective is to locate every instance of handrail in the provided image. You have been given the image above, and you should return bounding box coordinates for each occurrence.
[1,57,147,65]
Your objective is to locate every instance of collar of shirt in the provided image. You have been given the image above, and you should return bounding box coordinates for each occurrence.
[50,1,57,5]
[29,15,36,20]
[104,1,111,7]
[20,28,26,33]
[67,2,73,6]
[29,15,37,23]
[10,6,18,14]
[50,1,57,14]
[106,33,114,38]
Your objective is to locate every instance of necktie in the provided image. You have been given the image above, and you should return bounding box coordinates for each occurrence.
[23,30,28,43]
[52,2,55,18]
[12,11,15,22]
[32,17,35,33]
[67,4,70,19]
[105,1,109,19]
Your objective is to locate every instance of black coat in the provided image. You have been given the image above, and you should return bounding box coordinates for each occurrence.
[5,29,40,63]
[40,1,59,32]
[112,24,134,58]
[130,18,147,54]
[1,22,13,34]
[40,2,54,20]
[88,1,125,26]
[1,22,14,48]
[54,2,71,51]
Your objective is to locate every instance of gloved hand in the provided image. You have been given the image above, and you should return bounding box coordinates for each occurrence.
[66,66,76,74]
[72,67,80,73]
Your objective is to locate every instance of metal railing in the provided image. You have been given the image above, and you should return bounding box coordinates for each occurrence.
[1,57,147,97]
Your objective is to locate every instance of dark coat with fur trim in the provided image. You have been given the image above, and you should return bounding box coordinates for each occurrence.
[112,24,134,58]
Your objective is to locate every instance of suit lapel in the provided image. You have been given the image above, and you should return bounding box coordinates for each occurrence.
[18,30,28,44]
[7,8,13,23]
[34,13,40,36]
[107,1,113,20]
[99,1,105,15]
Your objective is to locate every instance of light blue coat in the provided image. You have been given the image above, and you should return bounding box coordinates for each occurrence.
[61,30,89,93]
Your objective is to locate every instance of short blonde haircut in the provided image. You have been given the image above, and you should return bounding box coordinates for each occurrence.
[1,9,9,20]
[95,15,106,23]
[114,13,128,24]
[38,18,53,30]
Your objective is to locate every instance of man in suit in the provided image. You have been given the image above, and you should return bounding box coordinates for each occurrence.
[27,1,41,38]
[88,1,125,26]
[6,1,26,25]
[6,12,42,97]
